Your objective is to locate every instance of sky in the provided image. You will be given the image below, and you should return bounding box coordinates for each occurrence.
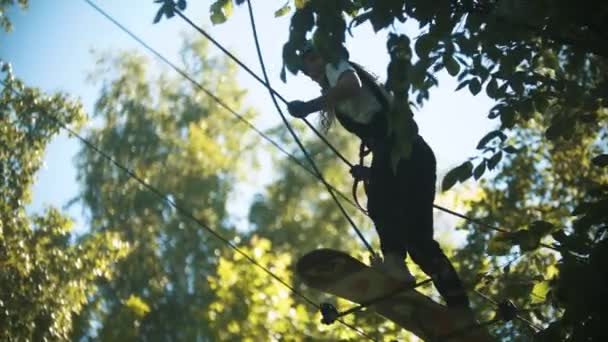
[1,0,497,240]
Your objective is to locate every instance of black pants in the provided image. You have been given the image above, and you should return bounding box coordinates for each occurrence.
[365,135,470,308]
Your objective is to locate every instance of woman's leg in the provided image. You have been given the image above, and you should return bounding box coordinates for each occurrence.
[396,136,470,308]
[366,140,414,281]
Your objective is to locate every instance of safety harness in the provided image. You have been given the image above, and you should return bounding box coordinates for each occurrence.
[345,62,392,214]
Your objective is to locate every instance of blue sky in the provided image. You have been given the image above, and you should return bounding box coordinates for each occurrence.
[1,0,497,237]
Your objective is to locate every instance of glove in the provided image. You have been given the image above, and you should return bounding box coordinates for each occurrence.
[350,165,371,181]
[287,99,323,118]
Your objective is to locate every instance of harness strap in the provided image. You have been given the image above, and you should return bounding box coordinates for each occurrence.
[352,140,372,215]
[345,62,391,216]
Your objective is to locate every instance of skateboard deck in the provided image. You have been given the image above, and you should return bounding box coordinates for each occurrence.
[296,249,495,341]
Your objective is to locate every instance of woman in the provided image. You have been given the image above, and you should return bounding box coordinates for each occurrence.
[287,42,471,310]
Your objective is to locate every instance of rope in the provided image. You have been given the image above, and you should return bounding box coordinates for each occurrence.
[473,290,543,332]
[240,6,544,340]
[173,7,353,167]
[13,0,562,336]
[1,79,378,342]
[244,0,375,254]
[82,0,365,215]
[166,2,539,240]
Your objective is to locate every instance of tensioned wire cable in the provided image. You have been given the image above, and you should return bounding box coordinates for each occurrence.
[0,79,378,342]
[0,53,541,342]
[80,0,554,334]
[82,0,367,217]
[77,3,461,337]
[81,5,557,331]
[241,0,375,253]
[242,1,546,335]
[3,1,552,335]
[171,4,353,167]
[156,1,557,243]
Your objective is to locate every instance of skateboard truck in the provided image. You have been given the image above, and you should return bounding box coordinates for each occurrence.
[318,278,433,325]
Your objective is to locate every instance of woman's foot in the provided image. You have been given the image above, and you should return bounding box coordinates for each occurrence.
[370,253,416,285]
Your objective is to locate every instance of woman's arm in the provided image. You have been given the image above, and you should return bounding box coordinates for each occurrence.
[316,70,362,109]
[287,70,362,118]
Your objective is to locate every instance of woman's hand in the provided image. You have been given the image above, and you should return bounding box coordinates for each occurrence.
[288,70,361,119]
[287,99,323,118]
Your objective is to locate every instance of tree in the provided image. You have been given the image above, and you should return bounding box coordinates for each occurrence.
[205,236,316,341]
[71,30,420,340]
[71,37,262,340]
[0,62,129,340]
[151,0,608,340]
[0,0,28,32]
[453,106,608,340]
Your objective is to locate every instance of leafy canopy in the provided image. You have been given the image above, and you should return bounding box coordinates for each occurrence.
[150,0,608,340]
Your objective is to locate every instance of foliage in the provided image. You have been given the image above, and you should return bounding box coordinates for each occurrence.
[453,105,608,340]
[245,127,416,339]
[150,0,608,340]
[0,0,28,32]
[71,37,261,340]
[0,63,128,340]
[205,236,314,340]
[3,0,605,339]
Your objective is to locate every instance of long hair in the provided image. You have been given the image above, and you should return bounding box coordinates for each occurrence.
[318,61,388,132]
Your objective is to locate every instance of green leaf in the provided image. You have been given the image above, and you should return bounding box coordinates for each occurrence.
[534,95,550,113]
[153,2,175,24]
[125,295,151,318]
[295,0,310,9]
[210,0,231,25]
[504,279,535,299]
[591,154,608,167]
[503,145,519,153]
[415,33,435,59]
[455,79,470,91]
[545,116,571,140]
[476,130,507,149]
[153,7,165,24]
[442,167,460,191]
[513,229,541,252]
[532,281,551,303]
[274,2,291,17]
[442,161,473,191]
[487,233,513,255]
[500,107,516,128]
[468,78,481,95]
[487,151,503,170]
[223,0,233,17]
[510,78,525,95]
[529,220,555,238]
[572,202,590,216]
[486,78,499,99]
[210,11,226,25]
[458,161,474,182]
[443,53,460,76]
[473,160,486,180]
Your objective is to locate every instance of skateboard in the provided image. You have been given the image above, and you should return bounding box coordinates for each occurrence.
[296,249,495,341]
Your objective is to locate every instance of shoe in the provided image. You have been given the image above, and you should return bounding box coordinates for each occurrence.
[370,253,416,285]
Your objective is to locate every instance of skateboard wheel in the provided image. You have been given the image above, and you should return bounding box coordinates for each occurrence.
[320,302,339,325]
